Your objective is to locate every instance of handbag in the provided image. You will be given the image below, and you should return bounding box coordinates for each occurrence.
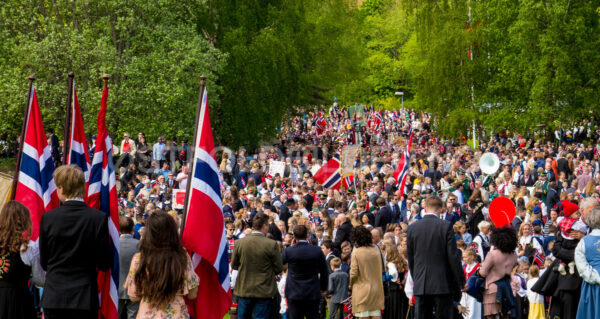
[523,237,538,261]
[465,270,485,302]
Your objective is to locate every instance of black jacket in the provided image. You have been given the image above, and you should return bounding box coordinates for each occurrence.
[303,194,314,212]
[333,220,353,249]
[39,201,111,310]
[551,231,582,292]
[407,215,464,296]
[546,188,560,210]
[281,242,329,300]
[374,206,393,231]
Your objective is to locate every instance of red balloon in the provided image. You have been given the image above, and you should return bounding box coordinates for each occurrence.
[489,197,516,228]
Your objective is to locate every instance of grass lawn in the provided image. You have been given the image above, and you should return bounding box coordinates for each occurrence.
[0,157,15,175]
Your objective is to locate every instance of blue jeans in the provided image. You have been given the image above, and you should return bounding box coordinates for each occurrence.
[237,297,271,319]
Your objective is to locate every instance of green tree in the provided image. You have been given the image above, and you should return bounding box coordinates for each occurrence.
[0,0,225,143]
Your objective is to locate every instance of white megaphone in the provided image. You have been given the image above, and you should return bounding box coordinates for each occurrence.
[479,152,500,175]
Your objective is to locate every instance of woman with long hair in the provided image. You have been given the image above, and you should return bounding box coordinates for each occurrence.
[0,201,35,319]
[322,216,335,240]
[125,211,198,318]
[349,226,384,319]
[381,240,408,319]
[479,227,519,319]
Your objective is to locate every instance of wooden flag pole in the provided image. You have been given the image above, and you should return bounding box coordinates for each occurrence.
[102,73,110,90]
[11,76,36,200]
[180,75,206,236]
[62,72,74,165]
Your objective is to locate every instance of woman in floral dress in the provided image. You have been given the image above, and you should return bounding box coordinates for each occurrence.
[125,211,199,318]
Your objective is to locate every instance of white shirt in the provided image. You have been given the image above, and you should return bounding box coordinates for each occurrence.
[526,277,544,303]
[387,262,399,282]
[519,235,543,255]
[575,229,600,284]
[177,172,188,190]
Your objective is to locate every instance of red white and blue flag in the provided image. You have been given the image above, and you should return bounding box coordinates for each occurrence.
[181,87,232,319]
[533,250,545,266]
[66,84,91,200]
[87,85,119,319]
[342,174,354,189]
[393,126,414,198]
[313,154,341,189]
[14,88,59,240]
[314,112,327,135]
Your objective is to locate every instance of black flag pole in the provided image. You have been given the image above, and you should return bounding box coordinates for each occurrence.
[62,72,74,165]
[180,75,206,236]
[11,76,36,200]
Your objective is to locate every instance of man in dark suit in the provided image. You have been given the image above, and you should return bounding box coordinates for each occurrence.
[407,196,464,319]
[302,185,314,211]
[440,202,460,227]
[279,198,296,232]
[333,214,353,250]
[118,216,139,319]
[546,182,560,211]
[39,165,111,319]
[282,225,329,319]
[511,208,525,231]
[388,194,401,222]
[374,197,393,231]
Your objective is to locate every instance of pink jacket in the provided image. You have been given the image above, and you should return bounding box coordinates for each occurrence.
[479,248,518,294]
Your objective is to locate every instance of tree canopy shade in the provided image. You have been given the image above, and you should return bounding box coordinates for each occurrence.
[1,0,599,147]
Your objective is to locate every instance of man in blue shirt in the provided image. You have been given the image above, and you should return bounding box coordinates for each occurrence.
[152,136,166,166]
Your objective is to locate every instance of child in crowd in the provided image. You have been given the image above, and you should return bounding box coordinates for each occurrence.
[459,248,481,319]
[526,265,545,319]
[511,259,529,319]
[556,202,589,275]
[277,264,288,318]
[327,257,349,319]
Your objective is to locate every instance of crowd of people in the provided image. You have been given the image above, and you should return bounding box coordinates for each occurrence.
[2,104,600,319]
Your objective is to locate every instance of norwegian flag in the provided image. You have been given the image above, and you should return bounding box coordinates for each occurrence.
[314,111,327,135]
[373,111,384,133]
[281,182,289,195]
[181,86,232,319]
[533,251,545,267]
[14,87,59,240]
[313,154,341,189]
[342,174,354,189]
[66,84,91,200]
[87,85,120,319]
[393,126,414,198]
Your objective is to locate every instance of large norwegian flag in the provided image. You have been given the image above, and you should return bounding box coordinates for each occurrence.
[393,126,413,198]
[66,84,91,200]
[14,88,59,240]
[313,154,341,189]
[87,85,119,319]
[181,87,232,319]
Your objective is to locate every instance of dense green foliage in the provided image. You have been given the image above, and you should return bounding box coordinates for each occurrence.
[1,0,599,146]
[0,0,225,143]
[397,0,600,137]
[0,0,364,148]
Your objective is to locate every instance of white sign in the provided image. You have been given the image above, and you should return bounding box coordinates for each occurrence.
[268,160,286,178]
